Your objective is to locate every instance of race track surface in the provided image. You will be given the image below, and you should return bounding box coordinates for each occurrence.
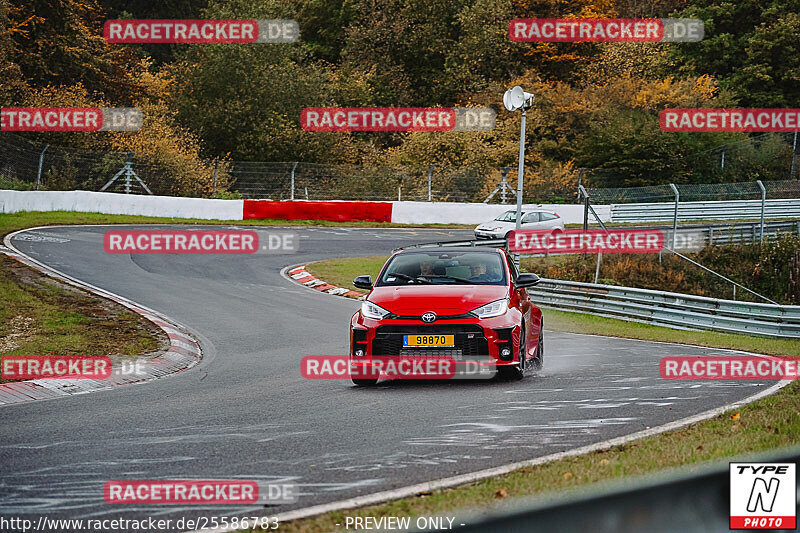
[0,225,773,525]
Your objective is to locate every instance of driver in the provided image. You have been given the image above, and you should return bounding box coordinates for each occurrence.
[469,262,490,281]
[419,259,435,277]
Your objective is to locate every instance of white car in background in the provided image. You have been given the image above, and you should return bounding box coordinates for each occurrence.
[474,209,565,239]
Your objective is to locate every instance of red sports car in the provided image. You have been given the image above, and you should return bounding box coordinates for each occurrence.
[349,247,543,386]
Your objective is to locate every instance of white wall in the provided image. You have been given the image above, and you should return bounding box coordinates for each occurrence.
[0,190,611,225]
[391,201,610,225]
[0,190,244,220]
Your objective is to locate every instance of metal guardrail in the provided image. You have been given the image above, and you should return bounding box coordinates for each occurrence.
[528,279,800,338]
[612,199,800,222]
[697,220,800,245]
[440,446,800,533]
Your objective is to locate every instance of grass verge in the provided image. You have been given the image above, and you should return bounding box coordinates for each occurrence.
[269,256,800,533]
[0,254,166,383]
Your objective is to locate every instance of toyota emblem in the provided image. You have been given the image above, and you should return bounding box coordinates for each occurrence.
[421,312,437,323]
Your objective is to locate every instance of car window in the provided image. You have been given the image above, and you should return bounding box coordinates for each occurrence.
[377,251,507,286]
[494,210,517,222]
[522,212,540,223]
[506,251,519,280]
[540,212,558,221]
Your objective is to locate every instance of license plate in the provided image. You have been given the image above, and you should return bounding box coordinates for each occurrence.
[403,334,455,347]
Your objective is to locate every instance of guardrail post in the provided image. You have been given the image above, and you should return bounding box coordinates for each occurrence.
[669,183,679,250]
[579,184,589,259]
[35,145,49,191]
[427,165,433,201]
[594,252,602,283]
[212,160,218,194]
[756,179,766,245]
[290,161,298,200]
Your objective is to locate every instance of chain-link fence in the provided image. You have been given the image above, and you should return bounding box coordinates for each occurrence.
[585,180,800,204]
[2,132,798,205]
[0,134,225,197]
[230,162,495,202]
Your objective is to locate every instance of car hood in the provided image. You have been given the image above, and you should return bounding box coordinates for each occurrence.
[476,221,515,230]
[368,285,509,315]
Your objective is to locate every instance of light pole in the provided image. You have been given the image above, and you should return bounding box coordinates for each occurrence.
[503,86,534,269]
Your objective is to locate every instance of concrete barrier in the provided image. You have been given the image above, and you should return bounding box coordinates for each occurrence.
[0,190,608,225]
[0,190,243,220]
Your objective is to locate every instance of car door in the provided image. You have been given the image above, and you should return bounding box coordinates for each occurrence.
[505,251,532,336]
[520,211,541,228]
[539,211,562,229]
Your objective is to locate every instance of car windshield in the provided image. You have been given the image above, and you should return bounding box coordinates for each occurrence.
[377,251,507,286]
[494,211,520,222]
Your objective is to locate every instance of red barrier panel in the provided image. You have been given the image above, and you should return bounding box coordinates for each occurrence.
[243,200,393,222]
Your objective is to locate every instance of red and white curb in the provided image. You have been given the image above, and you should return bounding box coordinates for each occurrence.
[286,265,366,300]
[0,228,202,406]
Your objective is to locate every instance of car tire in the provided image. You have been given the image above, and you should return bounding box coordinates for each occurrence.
[498,325,525,381]
[351,378,379,387]
[532,321,544,370]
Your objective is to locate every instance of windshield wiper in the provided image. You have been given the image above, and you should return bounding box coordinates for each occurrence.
[419,274,473,284]
[386,272,431,284]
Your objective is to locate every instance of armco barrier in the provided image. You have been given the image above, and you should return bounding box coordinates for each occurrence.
[611,198,800,222]
[242,199,393,222]
[391,201,602,225]
[446,446,800,533]
[528,279,800,338]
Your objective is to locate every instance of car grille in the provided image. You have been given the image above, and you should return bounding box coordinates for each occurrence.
[372,325,489,357]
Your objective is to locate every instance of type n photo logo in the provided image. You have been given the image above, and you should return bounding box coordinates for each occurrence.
[730,462,796,529]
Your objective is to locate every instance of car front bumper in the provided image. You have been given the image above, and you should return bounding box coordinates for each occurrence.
[350,312,522,367]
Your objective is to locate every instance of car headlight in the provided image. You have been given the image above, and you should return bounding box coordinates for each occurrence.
[470,299,508,318]
[361,300,391,320]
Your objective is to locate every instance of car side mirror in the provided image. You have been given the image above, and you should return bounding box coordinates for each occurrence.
[353,275,373,290]
[515,273,540,288]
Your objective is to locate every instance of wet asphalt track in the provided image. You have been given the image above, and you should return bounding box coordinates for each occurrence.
[0,225,775,528]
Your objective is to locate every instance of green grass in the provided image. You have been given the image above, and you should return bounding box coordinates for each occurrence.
[268,255,800,533]
[306,255,389,290]
[0,211,473,239]
[0,254,163,382]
